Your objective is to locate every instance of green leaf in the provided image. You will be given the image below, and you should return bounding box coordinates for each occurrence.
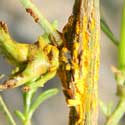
[0,95,16,125]
[101,18,119,46]
[99,100,108,116]
[118,0,125,69]
[99,99,113,117]
[29,88,58,118]
[51,20,58,29]
[15,110,25,121]
[107,101,113,116]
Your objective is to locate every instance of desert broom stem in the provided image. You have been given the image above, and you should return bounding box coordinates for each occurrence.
[101,18,119,46]
[23,88,37,125]
[118,0,125,70]
[103,1,125,125]
[19,0,54,34]
[15,86,58,125]
[18,0,63,46]
[59,0,100,125]
[0,95,16,125]
[105,97,125,125]
[28,89,58,118]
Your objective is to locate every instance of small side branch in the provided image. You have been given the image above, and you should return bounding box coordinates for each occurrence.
[19,0,54,34]
[118,0,125,69]
[19,0,63,46]
[105,98,125,125]
[0,95,16,125]
[101,18,119,46]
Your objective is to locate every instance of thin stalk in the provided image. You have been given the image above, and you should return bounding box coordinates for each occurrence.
[105,1,125,125]
[23,120,31,125]
[118,0,125,70]
[15,110,25,121]
[23,88,37,114]
[23,88,37,125]
[18,0,63,46]
[19,0,54,34]
[0,95,16,125]
[23,88,58,124]
[101,18,119,46]
[29,88,58,118]
[105,97,125,125]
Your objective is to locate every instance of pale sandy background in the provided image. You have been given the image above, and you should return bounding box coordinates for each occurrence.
[0,0,124,125]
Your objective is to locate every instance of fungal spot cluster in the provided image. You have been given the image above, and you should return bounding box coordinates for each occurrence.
[26,8,39,22]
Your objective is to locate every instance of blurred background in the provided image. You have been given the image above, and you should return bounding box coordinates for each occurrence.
[0,0,124,125]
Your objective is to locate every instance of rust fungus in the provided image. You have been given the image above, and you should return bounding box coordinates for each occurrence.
[59,0,100,124]
[23,86,30,92]
[0,21,8,33]
[26,8,39,23]
[5,80,17,88]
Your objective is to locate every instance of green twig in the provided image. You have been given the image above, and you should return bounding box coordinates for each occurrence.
[22,88,58,125]
[101,18,119,46]
[19,0,55,34]
[23,88,37,125]
[18,0,63,46]
[118,0,125,70]
[15,85,37,125]
[0,95,16,125]
[23,88,37,114]
[105,97,125,125]
[29,88,58,118]
[15,110,25,121]
[104,2,125,124]
[99,100,113,117]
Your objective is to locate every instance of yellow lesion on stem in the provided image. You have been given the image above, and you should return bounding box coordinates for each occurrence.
[59,0,100,125]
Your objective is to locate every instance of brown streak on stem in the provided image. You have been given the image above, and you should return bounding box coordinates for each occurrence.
[23,86,31,92]
[0,21,8,33]
[5,80,17,88]
[26,8,39,23]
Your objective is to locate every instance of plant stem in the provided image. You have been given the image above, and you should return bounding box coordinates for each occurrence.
[118,0,125,70]
[19,0,54,34]
[0,21,29,66]
[59,0,100,125]
[105,1,125,125]
[23,88,37,125]
[23,88,37,114]
[29,88,58,118]
[0,95,16,125]
[18,0,63,46]
[105,97,125,125]
[101,18,119,46]
[23,119,32,125]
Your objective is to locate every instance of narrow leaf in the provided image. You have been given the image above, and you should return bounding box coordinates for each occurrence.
[0,95,16,125]
[118,0,125,69]
[15,110,25,121]
[29,88,58,118]
[101,18,119,46]
[99,100,108,116]
[107,102,113,116]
